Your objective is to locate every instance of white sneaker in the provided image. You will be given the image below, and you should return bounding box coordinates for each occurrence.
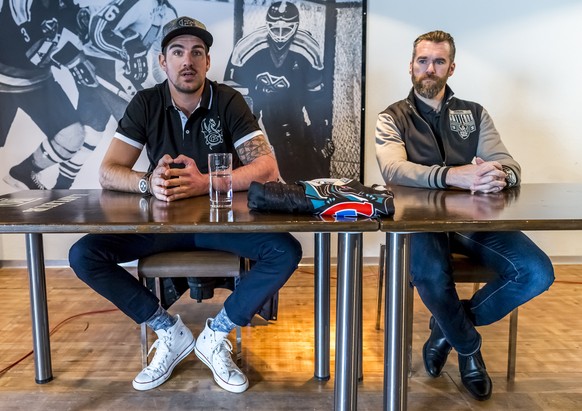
[132,315,195,391]
[195,318,249,393]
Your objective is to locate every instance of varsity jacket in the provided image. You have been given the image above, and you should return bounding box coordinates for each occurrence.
[375,86,520,189]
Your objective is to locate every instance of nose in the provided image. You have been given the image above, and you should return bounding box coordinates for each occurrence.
[183,52,197,66]
[426,62,436,74]
[183,55,194,66]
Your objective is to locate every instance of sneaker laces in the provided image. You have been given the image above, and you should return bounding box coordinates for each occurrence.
[31,172,47,190]
[143,337,171,376]
[212,338,243,376]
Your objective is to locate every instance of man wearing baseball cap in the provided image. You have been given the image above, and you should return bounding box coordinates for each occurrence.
[69,16,301,394]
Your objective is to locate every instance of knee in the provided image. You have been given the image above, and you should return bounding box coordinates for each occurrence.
[520,253,555,295]
[53,123,85,153]
[263,234,303,272]
[531,255,555,292]
[68,238,85,272]
[68,236,98,281]
[279,234,303,268]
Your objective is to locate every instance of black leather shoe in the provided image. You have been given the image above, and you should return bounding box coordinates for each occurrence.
[422,316,452,377]
[458,350,492,401]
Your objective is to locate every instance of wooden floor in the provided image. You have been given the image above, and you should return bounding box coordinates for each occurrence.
[1,264,581,410]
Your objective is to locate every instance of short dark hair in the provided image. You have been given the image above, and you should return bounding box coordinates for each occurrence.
[412,30,456,62]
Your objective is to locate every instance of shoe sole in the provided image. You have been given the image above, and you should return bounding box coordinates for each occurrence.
[195,347,249,393]
[3,175,32,190]
[132,338,196,391]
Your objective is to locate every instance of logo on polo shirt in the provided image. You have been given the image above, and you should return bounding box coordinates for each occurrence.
[201,118,223,148]
[449,109,476,139]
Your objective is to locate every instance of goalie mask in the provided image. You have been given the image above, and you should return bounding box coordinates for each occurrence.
[266,1,299,49]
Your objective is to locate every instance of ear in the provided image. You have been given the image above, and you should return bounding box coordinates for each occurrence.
[409,61,413,75]
[448,62,456,76]
[158,53,167,73]
[206,53,211,72]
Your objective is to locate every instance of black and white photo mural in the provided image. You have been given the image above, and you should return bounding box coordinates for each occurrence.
[0,0,364,193]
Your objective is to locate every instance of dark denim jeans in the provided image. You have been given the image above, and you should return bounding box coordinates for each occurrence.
[410,231,554,355]
[69,232,302,326]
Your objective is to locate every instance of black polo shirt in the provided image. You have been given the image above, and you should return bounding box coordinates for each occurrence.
[114,79,262,173]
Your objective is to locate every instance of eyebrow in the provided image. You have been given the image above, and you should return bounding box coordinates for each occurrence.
[167,43,205,51]
[416,55,447,62]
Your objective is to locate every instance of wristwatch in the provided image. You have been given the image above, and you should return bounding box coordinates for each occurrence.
[503,166,517,187]
[138,172,152,195]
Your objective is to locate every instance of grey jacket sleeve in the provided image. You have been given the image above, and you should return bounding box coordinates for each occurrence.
[475,109,521,187]
[375,112,449,189]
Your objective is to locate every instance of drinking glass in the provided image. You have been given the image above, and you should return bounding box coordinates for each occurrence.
[208,153,233,208]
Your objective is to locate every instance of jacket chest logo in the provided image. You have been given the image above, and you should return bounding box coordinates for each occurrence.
[449,109,476,139]
[201,118,223,149]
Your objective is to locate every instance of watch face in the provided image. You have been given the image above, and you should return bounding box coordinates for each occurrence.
[506,169,517,185]
[139,178,148,193]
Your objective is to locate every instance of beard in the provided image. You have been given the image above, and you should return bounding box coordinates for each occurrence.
[174,82,201,94]
[411,73,448,99]
[172,72,204,95]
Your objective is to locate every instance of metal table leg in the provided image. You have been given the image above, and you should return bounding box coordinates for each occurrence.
[25,233,53,384]
[314,232,331,380]
[383,232,410,411]
[357,234,363,382]
[334,232,361,411]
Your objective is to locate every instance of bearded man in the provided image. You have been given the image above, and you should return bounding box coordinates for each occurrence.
[374,30,554,401]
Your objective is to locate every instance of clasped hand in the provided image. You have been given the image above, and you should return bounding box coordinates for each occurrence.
[149,154,208,202]
[447,157,507,194]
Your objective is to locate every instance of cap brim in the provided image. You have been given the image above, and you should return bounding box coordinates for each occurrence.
[162,27,214,49]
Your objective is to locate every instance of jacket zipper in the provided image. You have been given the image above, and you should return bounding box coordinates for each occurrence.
[406,99,448,166]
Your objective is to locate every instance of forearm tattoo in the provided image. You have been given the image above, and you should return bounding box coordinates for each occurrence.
[237,136,273,164]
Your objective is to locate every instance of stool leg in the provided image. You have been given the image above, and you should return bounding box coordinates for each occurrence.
[376,244,386,330]
[140,323,148,368]
[233,268,243,366]
[507,308,518,381]
[140,277,162,367]
[139,275,154,368]
[235,325,242,365]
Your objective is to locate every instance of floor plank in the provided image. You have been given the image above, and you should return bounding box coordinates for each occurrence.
[0,264,581,410]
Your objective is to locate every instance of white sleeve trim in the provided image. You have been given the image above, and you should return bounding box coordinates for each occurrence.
[234,130,263,148]
[114,132,144,150]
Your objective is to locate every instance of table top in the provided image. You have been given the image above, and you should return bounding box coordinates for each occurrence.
[380,183,582,232]
[0,189,379,234]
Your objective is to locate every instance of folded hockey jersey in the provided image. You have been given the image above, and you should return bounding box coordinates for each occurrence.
[247,178,394,218]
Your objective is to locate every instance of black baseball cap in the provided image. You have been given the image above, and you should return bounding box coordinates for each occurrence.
[161,16,214,49]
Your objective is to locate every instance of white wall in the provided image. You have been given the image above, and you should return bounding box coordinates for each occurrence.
[364,0,582,261]
[2,0,582,263]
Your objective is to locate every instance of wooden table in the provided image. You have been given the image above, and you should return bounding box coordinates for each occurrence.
[0,189,379,411]
[379,183,582,411]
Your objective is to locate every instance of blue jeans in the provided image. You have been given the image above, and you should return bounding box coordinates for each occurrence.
[410,231,554,355]
[69,232,302,326]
